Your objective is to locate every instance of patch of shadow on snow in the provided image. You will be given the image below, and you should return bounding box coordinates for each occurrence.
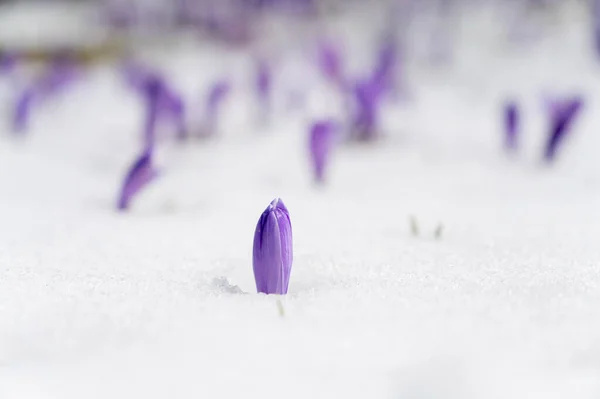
[211,276,246,295]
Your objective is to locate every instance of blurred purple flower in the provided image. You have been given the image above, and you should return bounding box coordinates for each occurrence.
[117,150,159,211]
[504,100,519,151]
[372,36,398,95]
[12,89,34,133]
[12,55,80,133]
[256,58,272,107]
[253,198,293,295]
[123,63,187,143]
[309,120,337,183]
[351,78,384,141]
[318,40,344,86]
[593,0,600,57]
[544,96,584,162]
[201,79,231,137]
[0,52,17,75]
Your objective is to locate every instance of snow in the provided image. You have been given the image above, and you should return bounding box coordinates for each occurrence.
[1,2,600,398]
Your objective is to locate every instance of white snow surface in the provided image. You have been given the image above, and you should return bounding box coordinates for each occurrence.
[1,3,600,399]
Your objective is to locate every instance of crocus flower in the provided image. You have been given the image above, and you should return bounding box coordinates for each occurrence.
[12,55,79,133]
[351,78,383,141]
[123,63,187,143]
[372,36,397,96]
[318,40,344,87]
[309,120,337,183]
[544,96,584,162]
[504,100,519,150]
[117,150,159,211]
[12,89,34,133]
[200,79,230,137]
[255,58,272,110]
[0,52,17,75]
[253,198,293,295]
[593,0,600,57]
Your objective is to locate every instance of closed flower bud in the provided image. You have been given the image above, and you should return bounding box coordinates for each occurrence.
[252,198,293,295]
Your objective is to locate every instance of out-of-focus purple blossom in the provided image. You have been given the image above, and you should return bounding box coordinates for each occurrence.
[117,150,159,211]
[0,52,17,75]
[160,87,187,140]
[11,55,80,133]
[592,0,600,57]
[12,89,34,133]
[309,120,337,183]
[544,96,584,162]
[123,63,187,143]
[201,79,231,137]
[253,198,293,295]
[504,100,519,151]
[317,40,344,87]
[351,78,384,141]
[256,57,272,106]
[372,36,398,96]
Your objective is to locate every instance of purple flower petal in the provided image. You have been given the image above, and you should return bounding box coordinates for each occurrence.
[256,58,272,105]
[253,198,293,295]
[202,79,231,136]
[12,88,34,133]
[351,79,383,141]
[36,56,80,97]
[309,120,337,183]
[318,40,344,86]
[0,52,17,75]
[160,88,187,140]
[117,150,159,211]
[124,65,187,144]
[504,100,519,151]
[11,56,79,134]
[372,36,397,93]
[544,96,584,162]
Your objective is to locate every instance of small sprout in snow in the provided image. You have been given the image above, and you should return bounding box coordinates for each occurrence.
[276,298,285,318]
[253,198,293,295]
[409,215,419,237]
[434,224,444,240]
[117,150,159,211]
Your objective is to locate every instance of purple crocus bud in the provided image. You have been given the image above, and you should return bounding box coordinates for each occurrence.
[256,58,272,107]
[253,198,293,295]
[309,120,337,183]
[141,77,163,149]
[544,96,584,162]
[117,150,159,211]
[11,56,79,133]
[318,40,344,86]
[0,52,17,75]
[12,88,34,133]
[160,87,187,140]
[123,64,186,142]
[201,79,230,137]
[37,55,80,96]
[592,0,600,57]
[504,100,519,150]
[351,79,383,141]
[372,36,397,95]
